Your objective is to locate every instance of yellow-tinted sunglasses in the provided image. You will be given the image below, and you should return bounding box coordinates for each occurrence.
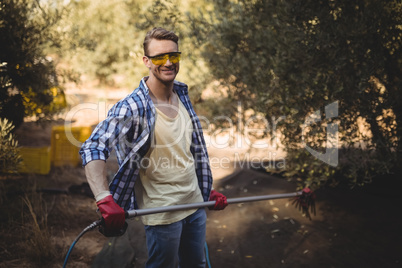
[146,52,181,65]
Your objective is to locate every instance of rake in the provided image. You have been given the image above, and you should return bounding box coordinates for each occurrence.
[63,189,315,267]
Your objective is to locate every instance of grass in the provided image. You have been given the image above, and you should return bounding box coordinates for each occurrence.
[0,167,99,268]
[0,176,60,267]
[21,193,58,264]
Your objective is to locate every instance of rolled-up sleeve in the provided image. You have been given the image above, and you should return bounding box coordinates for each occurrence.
[79,100,136,166]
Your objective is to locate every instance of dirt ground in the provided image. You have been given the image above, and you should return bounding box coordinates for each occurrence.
[206,170,402,268]
[1,87,401,267]
[88,168,402,268]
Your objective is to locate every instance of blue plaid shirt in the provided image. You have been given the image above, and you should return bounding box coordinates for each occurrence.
[80,78,213,210]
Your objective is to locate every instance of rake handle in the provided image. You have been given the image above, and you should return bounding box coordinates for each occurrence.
[126,191,303,218]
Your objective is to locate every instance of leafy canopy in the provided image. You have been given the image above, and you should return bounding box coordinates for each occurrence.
[190,0,402,187]
[0,0,66,127]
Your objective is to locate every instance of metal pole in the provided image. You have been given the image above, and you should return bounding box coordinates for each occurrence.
[126,191,302,218]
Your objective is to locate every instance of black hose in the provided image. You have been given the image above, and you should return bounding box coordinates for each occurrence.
[62,220,102,268]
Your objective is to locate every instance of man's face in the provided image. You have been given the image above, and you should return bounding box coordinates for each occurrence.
[143,39,180,84]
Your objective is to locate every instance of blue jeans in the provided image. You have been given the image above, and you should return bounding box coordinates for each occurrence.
[144,209,207,268]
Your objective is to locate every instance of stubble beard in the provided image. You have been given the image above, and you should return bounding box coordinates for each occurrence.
[154,65,179,85]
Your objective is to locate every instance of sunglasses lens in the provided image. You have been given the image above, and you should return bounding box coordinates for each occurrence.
[150,53,181,65]
[169,53,181,63]
[151,55,168,65]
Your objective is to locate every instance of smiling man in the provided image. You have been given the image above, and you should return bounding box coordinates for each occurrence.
[80,27,228,268]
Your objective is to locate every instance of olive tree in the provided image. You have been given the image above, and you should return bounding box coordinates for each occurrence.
[0,0,66,127]
[190,0,402,188]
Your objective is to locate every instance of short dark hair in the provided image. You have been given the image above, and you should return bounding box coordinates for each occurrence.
[143,27,179,56]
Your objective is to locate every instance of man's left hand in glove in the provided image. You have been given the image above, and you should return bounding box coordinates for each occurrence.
[209,190,228,210]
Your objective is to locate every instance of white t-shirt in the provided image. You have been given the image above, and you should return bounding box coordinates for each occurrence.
[135,97,204,225]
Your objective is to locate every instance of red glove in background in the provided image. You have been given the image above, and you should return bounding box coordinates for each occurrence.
[96,195,126,236]
[209,190,228,210]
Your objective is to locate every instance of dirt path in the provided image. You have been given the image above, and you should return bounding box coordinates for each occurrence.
[89,167,401,268]
[205,169,402,268]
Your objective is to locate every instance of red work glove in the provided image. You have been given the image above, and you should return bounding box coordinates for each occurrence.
[96,195,127,236]
[209,190,228,210]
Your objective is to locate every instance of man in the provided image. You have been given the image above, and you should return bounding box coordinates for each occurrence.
[80,27,228,268]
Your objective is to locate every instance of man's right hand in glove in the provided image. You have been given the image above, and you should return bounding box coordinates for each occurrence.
[85,160,126,236]
[96,194,126,236]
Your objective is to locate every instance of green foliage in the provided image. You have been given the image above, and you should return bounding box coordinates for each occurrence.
[190,0,402,187]
[2,0,211,124]
[0,118,21,174]
[0,0,66,127]
[135,0,215,104]
[58,0,147,86]
[285,145,397,190]
[59,0,211,101]
[4,0,400,188]
[283,150,338,190]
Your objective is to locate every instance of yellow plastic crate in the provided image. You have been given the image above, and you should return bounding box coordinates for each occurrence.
[19,146,51,175]
[51,126,92,167]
